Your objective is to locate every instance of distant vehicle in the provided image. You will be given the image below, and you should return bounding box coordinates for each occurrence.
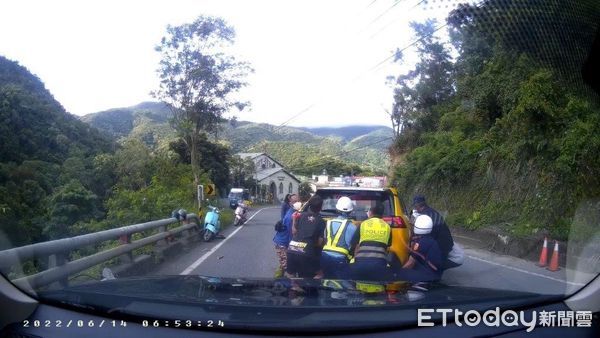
[309,186,411,264]
[228,188,250,209]
[233,201,248,226]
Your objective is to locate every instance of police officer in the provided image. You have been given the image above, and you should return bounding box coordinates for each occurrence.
[319,196,359,279]
[394,215,443,282]
[350,202,393,281]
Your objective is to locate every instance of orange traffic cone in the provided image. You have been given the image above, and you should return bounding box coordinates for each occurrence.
[547,241,560,272]
[536,237,548,267]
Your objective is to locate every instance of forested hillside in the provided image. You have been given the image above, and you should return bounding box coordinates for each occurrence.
[0,56,115,247]
[389,0,600,240]
[83,105,394,175]
[0,58,216,251]
[81,102,175,148]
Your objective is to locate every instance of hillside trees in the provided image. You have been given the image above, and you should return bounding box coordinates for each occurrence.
[230,155,257,190]
[0,56,118,247]
[390,19,455,153]
[389,0,600,239]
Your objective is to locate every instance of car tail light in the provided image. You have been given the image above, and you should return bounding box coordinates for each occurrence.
[382,216,406,228]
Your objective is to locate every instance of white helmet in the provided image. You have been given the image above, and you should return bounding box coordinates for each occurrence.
[414,215,433,235]
[336,196,354,212]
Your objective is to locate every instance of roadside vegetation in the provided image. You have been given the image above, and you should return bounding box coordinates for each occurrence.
[388,0,600,240]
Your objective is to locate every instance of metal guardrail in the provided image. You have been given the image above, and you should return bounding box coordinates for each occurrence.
[0,214,201,291]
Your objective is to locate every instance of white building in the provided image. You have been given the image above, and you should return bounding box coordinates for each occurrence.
[237,153,300,202]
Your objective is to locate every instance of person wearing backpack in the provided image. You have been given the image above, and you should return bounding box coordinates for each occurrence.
[273,194,298,277]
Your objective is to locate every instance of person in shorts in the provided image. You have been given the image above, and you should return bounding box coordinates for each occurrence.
[286,196,325,278]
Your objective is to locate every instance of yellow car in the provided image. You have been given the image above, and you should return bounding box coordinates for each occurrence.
[311,186,411,264]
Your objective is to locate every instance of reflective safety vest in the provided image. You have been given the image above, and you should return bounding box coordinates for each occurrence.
[355,282,385,294]
[323,218,356,259]
[355,218,391,260]
[359,218,391,245]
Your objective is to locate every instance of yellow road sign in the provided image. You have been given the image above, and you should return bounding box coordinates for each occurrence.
[204,184,216,196]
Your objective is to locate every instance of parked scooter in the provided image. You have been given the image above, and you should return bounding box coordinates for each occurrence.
[233,201,248,226]
[202,204,221,242]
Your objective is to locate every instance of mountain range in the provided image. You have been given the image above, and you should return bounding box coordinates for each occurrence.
[80,102,394,174]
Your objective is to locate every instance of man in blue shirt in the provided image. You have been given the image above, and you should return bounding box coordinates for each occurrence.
[318,196,359,279]
[273,194,297,277]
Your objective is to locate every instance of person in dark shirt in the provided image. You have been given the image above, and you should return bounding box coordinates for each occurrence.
[412,195,455,268]
[286,196,326,278]
[394,215,443,282]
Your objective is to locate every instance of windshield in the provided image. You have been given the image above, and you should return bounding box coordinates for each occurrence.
[0,0,599,333]
[228,193,242,199]
[317,189,394,219]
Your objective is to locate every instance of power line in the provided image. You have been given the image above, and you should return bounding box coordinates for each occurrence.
[366,0,406,28]
[265,2,427,133]
[368,0,428,40]
[340,136,394,156]
[272,20,449,131]
[368,21,448,73]
[287,136,394,173]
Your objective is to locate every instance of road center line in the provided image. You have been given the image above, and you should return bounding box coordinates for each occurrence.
[467,255,586,286]
[180,207,272,275]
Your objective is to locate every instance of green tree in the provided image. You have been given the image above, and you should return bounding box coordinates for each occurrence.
[169,135,231,195]
[390,19,455,152]
[298,182,313,202]
[153,16,252,186]
[45,180,98,239]
[230,155,256,189]
[113,139,154,190]
[388,0,600,239]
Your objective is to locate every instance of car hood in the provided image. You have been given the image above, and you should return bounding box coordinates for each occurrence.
[39,275,554,309]
[36,275,562,332]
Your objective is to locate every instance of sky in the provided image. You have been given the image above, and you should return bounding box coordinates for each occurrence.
[0,0,455,127]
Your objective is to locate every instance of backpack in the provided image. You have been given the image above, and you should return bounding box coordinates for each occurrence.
[447,242,465,265]
[274,220,285,232]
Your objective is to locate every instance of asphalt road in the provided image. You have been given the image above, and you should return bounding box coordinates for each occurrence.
[152,206,281,278]
[150,206,593,296]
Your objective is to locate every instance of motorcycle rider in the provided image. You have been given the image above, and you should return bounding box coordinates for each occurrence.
[318,196,359,279]
[234,200,248,226]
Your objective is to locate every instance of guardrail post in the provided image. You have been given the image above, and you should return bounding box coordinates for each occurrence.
[119,234,133,264]
[157,225,167,245]
[48,253,68,288]
[154,225,168,263]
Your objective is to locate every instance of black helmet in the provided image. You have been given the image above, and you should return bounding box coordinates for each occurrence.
[178,209,188,220]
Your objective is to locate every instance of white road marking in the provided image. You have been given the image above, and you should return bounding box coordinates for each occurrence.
[180,207,274,275]
[467,255,586,286]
